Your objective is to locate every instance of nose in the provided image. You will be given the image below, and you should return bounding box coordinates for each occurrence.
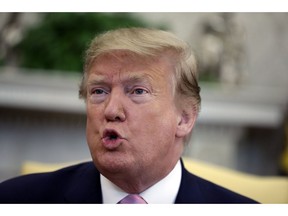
[104,89,126,122]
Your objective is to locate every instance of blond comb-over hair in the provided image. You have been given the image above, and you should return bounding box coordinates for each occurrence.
[79,27,201,114]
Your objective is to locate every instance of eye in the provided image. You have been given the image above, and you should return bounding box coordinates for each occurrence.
[89,87,109,104]
[127,86,152,103]
[91,88,107,95]
[131,88,148,95]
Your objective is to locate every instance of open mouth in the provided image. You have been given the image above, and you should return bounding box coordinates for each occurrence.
[108,133,118,140]
[103,130,120,140]
[101,129,124,149]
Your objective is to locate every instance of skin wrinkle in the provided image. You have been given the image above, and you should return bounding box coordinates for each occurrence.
[87,73,158,96]
[81,50,178,101]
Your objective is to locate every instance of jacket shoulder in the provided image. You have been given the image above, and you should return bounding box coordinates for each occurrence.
[0,162,98,203]
[176,162,259,203]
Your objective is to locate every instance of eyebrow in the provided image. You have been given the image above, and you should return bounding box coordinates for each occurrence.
[87,75,107,86]
[87,73,153,86]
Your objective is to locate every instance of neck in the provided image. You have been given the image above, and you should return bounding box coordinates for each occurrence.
[107,157,181,194]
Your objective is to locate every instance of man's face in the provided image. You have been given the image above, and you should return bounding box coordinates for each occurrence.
[85,51,184,187]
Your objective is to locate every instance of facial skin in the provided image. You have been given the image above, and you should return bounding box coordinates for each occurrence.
[85,51,194,193]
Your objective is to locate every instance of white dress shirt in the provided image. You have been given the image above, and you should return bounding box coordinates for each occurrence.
[101,160,182,204]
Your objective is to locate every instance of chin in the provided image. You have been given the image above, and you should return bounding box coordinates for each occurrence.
[94,153,130,174]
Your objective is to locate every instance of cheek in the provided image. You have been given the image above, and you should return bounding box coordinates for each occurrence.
[131,107,178,144]
[86,105,103,145]
[86,104,103,125]
[134,117,178,164]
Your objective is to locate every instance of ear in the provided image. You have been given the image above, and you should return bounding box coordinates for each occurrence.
[176,109,197,138]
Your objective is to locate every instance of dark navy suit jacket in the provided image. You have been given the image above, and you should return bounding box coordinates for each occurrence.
[0,159,258,203]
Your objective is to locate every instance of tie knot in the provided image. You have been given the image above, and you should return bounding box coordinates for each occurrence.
[117,194,147,204]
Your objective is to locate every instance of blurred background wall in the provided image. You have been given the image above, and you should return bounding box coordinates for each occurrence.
[0,12,288,182]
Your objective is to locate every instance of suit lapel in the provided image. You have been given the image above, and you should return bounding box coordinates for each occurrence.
[175,159,206,203]
[62,160,206,203]
[64,162,103,203]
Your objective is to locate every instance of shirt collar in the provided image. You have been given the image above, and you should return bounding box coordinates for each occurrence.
[101,160,182,204]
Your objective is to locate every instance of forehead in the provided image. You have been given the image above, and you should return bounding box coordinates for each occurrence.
[88,51,174,81]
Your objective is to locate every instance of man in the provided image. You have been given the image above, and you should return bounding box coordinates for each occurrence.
[0,27,257,203]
